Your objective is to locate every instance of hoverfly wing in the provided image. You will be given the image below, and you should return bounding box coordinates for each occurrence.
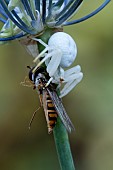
[46,88,75,133]
[42,89,52,133]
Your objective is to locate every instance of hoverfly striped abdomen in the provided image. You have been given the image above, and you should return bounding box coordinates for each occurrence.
[46,93,57,134]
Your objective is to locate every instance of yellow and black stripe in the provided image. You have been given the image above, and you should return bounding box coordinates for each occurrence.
[46,94,57,133]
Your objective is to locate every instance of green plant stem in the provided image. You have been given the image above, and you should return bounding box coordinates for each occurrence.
[53,118,75,170]
[38,28,75,170]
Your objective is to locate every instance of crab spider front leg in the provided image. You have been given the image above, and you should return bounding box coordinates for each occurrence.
[32,38,62,76]
[32,38,49,62]
[34,49,62,76]
[32,38,49,73]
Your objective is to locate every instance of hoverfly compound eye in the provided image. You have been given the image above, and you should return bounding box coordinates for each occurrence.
[28,69,34,81]
[28,66,36,83]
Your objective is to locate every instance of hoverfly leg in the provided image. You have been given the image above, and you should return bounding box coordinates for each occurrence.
[28,106,41,129]
[20,76,33,87]
[33,85,36,90]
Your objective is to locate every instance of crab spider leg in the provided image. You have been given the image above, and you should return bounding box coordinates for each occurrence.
[33,47,49,63]
[60,81,73,98]
[64,72,82,82]
[60,72,83,98]
[32,38,48,47]
[64,65,81,77]
[34,49,62,76]
[60,79,81,98]
[59,67,65,79]
[32,38,49,63]
[33,51,55,73]
[63,72,83,90]
[46,51,62,77]
[60,81,73,97]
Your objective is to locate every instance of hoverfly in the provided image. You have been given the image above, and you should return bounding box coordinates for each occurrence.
[28,66,75,134]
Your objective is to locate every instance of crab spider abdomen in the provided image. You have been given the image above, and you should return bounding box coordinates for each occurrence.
[48,32,77,68]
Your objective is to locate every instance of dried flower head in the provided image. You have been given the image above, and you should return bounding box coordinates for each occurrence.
[0,0,111,41]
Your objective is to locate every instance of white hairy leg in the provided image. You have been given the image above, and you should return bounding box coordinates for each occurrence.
[46,49,62,77]
[32,38,63,76]
[64,65,81,77]
[59,66,83,97]
[33,51,55,72]
[60,72,83,98]
[32,38,49,63]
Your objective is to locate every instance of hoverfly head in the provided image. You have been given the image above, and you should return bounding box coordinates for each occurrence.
[27,66,45,82]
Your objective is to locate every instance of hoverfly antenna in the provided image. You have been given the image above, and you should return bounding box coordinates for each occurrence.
[27,65,31,69]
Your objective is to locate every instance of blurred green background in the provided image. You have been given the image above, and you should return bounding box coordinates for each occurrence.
[0,1,113,170]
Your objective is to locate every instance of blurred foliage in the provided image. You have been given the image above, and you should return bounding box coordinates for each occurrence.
[0,1,113,170]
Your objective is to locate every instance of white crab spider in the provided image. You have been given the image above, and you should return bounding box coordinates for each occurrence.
[32,32,83,98]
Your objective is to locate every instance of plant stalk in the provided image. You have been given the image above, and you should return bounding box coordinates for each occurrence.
[53,117,75,170]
